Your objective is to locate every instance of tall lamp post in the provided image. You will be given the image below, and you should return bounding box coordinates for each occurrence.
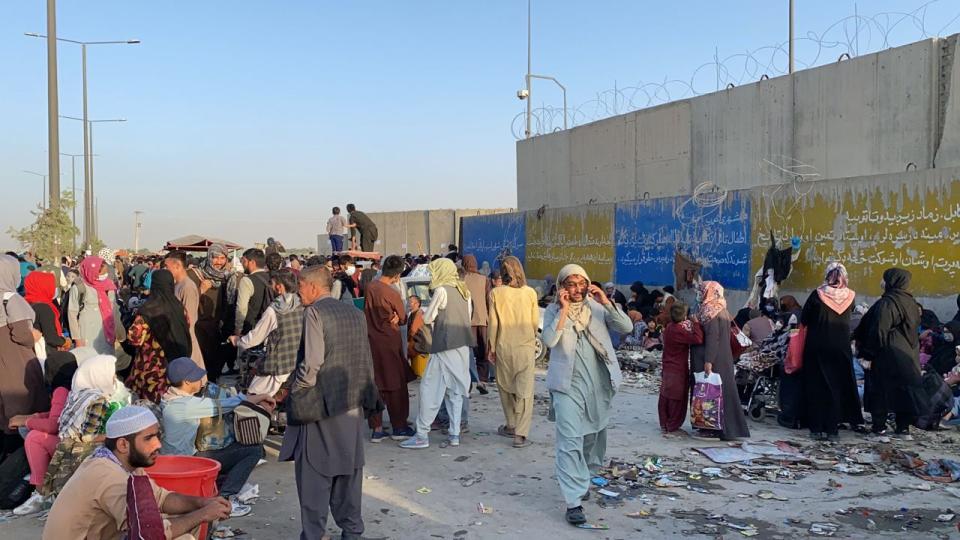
[25,32,139,249]
[519,0,568,137]
[133,210,143,253]
[60,115,126,247]
[60,152,93,251]
[23,170,49,209]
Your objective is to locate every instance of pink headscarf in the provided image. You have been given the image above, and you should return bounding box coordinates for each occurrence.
[79,256,118,344]
[817,262,855,315]
[697,281,727,322]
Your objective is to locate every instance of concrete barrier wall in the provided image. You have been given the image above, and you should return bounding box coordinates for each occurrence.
[468,168,960,319]
[518,37,953,208]
[317,208,513,256]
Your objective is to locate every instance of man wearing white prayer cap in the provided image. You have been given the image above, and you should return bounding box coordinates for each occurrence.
[44,405,231,540]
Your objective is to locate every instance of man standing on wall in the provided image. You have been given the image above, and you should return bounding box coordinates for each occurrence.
[327,207,349,254]
[346,203,379,253]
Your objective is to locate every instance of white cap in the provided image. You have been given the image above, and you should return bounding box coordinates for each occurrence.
[105,405,158,439]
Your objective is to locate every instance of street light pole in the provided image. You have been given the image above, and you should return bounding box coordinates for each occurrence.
[82,43,91,247]
[61,115,125,247]
[60,153,84,251]
[25,33,139,249]
[788,0,795,74]
[45,0,61,211]
[23,170,48,209]
[133,210,143,253]
[529,74,567,130]
[525,0,532,138]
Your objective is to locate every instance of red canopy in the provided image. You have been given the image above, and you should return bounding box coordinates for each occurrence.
[163,235,243,252]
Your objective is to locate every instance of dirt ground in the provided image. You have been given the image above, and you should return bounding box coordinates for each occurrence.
[3,370,959,539]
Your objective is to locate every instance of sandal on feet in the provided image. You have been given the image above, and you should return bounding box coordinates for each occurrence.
[513,436,532,448]
[565,506,587,525]
[497,425,515,438]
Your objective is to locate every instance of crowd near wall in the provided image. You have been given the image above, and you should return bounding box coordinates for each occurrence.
[500,34,960,318]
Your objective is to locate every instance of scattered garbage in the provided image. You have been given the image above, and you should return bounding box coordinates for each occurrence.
[458,472,484,487]
[937,514,955,522]
[575,523,610,530]
[416,487,432,494]
[454,456,470,462]
[755,490,787,501]
[477,503,493,514]
[211,525,246,538]
[809,522,839,536]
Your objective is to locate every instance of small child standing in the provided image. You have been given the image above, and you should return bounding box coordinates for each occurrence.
[659,303,703,437]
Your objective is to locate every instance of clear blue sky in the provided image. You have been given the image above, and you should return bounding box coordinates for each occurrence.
[2,0,957,251]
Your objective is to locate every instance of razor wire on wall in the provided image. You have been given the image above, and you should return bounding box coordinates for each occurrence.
[512,0,960,139]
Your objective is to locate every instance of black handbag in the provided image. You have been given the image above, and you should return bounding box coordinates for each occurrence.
[287,384,326,425]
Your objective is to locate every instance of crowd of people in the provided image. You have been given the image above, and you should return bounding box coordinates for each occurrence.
[1,231,958,536]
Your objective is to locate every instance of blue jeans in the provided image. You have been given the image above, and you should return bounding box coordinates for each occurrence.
[330,235,344,253]
[198,442,265,497]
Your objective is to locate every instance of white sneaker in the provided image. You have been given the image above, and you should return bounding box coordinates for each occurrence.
[228,496,252,518]
[13,492,49,516]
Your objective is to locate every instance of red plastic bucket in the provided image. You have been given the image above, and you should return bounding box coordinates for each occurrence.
[146,455,221,539]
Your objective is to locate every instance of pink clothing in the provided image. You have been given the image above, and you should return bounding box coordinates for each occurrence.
[25,430,59,486]
[26,387,69,434]
[23,387,69,487]
[79,256,118,344]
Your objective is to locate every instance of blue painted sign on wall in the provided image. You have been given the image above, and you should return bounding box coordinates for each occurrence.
[461,213,526,270]
[615,192,751,289]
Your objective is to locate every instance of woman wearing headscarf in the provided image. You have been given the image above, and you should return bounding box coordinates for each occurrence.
[541,264,632,525]
[66,256,120,355]
[38,355,119,502]
[800,263,864,441]
[0,254,49,458]
[126,269,192,403]
[24,271,71,356]
[487,257,540,448]
[400,258,476,450]
[779,295,803,327]
[462,255,492,392]
[691,281,750,441]
[854,268,926,439]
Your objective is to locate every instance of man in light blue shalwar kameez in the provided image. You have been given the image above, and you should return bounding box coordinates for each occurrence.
[541,264,633,526]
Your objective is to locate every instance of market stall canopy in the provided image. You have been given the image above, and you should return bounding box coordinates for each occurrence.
[163,235,243,252]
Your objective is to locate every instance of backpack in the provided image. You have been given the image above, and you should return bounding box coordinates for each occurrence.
[233,401,271,445]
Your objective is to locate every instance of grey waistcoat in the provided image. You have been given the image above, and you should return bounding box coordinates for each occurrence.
[430,285,476,353]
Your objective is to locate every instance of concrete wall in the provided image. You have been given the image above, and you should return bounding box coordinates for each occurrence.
[518,36,956,208]
[480,167,960,320]
[317,208,513,256]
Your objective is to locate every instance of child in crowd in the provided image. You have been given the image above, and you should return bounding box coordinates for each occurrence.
[659,303,703,437]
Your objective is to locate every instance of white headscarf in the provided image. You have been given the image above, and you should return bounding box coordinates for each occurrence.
[59,355,117,438]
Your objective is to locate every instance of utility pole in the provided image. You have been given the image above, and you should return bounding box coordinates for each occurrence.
[525,0,532,138]
[133,210,143,253]
[61,152,84,252]
[46,0,61,211]
[788,0,795,74]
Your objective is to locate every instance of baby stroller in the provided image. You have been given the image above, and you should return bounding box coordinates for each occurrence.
[735,330,790,421]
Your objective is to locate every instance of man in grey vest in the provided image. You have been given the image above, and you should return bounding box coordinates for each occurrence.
[400,258,476,450]
[281,265,380,540]
[230,268,303,396]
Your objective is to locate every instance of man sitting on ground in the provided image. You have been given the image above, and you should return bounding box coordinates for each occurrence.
[43,405,232,540]
[160,358,276,517]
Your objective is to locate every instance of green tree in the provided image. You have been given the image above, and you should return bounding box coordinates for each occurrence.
[7,191,79,262]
